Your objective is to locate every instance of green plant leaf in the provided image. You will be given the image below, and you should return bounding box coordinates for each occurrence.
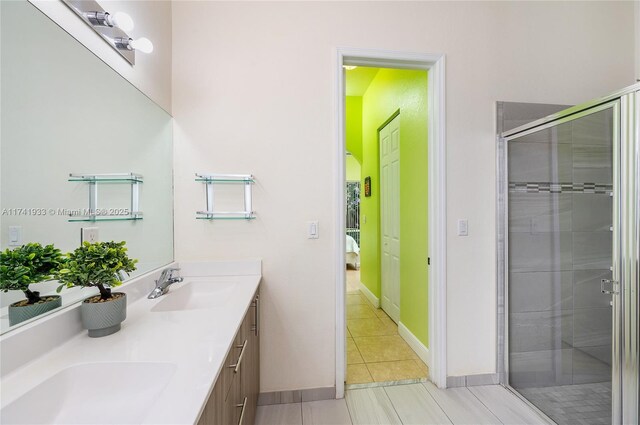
[56,241,137,294]
[0,243,64,295]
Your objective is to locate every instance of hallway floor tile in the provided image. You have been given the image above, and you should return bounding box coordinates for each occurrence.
[345,270,428,385]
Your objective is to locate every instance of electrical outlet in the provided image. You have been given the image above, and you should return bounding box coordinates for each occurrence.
[457,219,468,236]
[81,227,99,243]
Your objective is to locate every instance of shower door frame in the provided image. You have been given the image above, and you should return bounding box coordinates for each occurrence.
[497,82,640,425]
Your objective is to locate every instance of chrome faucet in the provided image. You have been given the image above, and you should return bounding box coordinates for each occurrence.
[148,267,183,299]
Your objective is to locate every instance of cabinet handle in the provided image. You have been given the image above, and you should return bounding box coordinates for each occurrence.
[252,295,259,336]
[230,340,247,373]
[236,396,248,425]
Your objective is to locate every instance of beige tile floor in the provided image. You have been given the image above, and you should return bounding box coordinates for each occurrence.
[346,270,429,385]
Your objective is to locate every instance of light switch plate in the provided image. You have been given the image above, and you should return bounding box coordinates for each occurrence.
[8,226,22,246]
[81,227,99,243]
[307,221,319,239]
[457,219,468,236]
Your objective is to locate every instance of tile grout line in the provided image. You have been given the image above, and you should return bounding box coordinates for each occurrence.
[466,386,507,425]
[347,289,426,385]
[382,385,406,424]
[418,382,456,425]
[363,362,375,383]
[343,393,356,425]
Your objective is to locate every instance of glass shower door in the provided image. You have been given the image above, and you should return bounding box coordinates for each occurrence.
[506,103,619,425]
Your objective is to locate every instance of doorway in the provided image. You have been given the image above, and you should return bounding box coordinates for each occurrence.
[336,49,447,398]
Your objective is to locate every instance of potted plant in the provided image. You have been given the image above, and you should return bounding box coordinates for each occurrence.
[57,241,137,338]
[0,243,64,326]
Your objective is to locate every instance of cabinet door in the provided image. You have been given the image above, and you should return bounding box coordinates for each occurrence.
[224,371,242,425]
[222,328,243,401]
[250,293,260,425]
[241,292,260,425]
[197,288,260,425]
[196,378,224,425]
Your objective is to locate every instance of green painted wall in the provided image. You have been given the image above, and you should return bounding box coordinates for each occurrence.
[345,96,362,163]
[346,155,361,181]
[359,68,429,346]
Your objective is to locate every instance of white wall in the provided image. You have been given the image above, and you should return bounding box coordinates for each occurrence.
[636,0,640,80]
[29,0,172,113]
[172,1,636,392]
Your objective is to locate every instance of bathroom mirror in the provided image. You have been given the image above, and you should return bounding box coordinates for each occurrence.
[0,1,174,333]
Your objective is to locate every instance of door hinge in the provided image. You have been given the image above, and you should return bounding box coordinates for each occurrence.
[601,279,619,295]
[428,257,431,266]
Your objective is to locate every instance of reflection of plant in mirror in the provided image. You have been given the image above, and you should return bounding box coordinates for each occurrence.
[57,241,137,301]
[0,243,64,305]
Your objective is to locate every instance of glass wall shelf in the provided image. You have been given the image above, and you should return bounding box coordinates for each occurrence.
[196,212,256,220]
[195,173,255,220]
[195,173,254,183]
[68,172,143,222]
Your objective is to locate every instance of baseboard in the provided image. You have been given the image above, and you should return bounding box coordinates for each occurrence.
[258,386,335,406]
[446,373,500,388]
[358,282,379,308]
[398,322,431,369]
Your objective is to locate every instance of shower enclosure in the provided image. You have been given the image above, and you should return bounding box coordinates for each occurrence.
[498,84,639,425]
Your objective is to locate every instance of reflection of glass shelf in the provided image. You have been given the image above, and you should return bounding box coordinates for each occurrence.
[68,173,143,183]
[68,216,143,222]
[68,172,143,222]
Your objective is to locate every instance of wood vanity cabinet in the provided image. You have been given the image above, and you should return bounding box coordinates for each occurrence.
[197,289,260,425]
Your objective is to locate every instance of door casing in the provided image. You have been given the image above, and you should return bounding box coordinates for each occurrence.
[334,48,447,398]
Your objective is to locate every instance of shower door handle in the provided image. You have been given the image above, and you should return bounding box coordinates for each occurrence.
[601,279,619,295]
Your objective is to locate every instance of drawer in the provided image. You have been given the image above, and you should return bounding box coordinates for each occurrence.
[196,378,224,425]
[221,331,242,400]
[224,371,242,425]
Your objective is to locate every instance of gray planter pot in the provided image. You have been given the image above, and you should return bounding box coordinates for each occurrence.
[8,295,62,326]
[81,292,127,338]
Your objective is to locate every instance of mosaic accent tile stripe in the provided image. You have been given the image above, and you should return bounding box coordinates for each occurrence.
[509,182,612,195]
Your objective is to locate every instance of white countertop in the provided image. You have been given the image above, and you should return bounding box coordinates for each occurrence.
[0,265,261,425]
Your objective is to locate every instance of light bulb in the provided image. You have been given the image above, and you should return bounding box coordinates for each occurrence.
[111,12,134,32]
[130,37,153,54]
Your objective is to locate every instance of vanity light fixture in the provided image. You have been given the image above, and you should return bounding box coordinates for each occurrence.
[85,11,134,32]
[114,37,154,54]
[62,0,155,65]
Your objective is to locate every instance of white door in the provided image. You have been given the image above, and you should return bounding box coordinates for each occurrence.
[380,115,400,323]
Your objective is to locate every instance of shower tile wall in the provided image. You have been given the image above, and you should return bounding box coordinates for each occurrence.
[508,109,613,389]
[497,101,571,380]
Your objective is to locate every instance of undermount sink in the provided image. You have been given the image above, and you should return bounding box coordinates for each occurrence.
[1,362,176,424]
[151,281,237,312]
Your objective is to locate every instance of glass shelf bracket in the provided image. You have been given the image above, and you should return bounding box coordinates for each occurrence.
[195,173,255,220]
[68,173,143,222]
